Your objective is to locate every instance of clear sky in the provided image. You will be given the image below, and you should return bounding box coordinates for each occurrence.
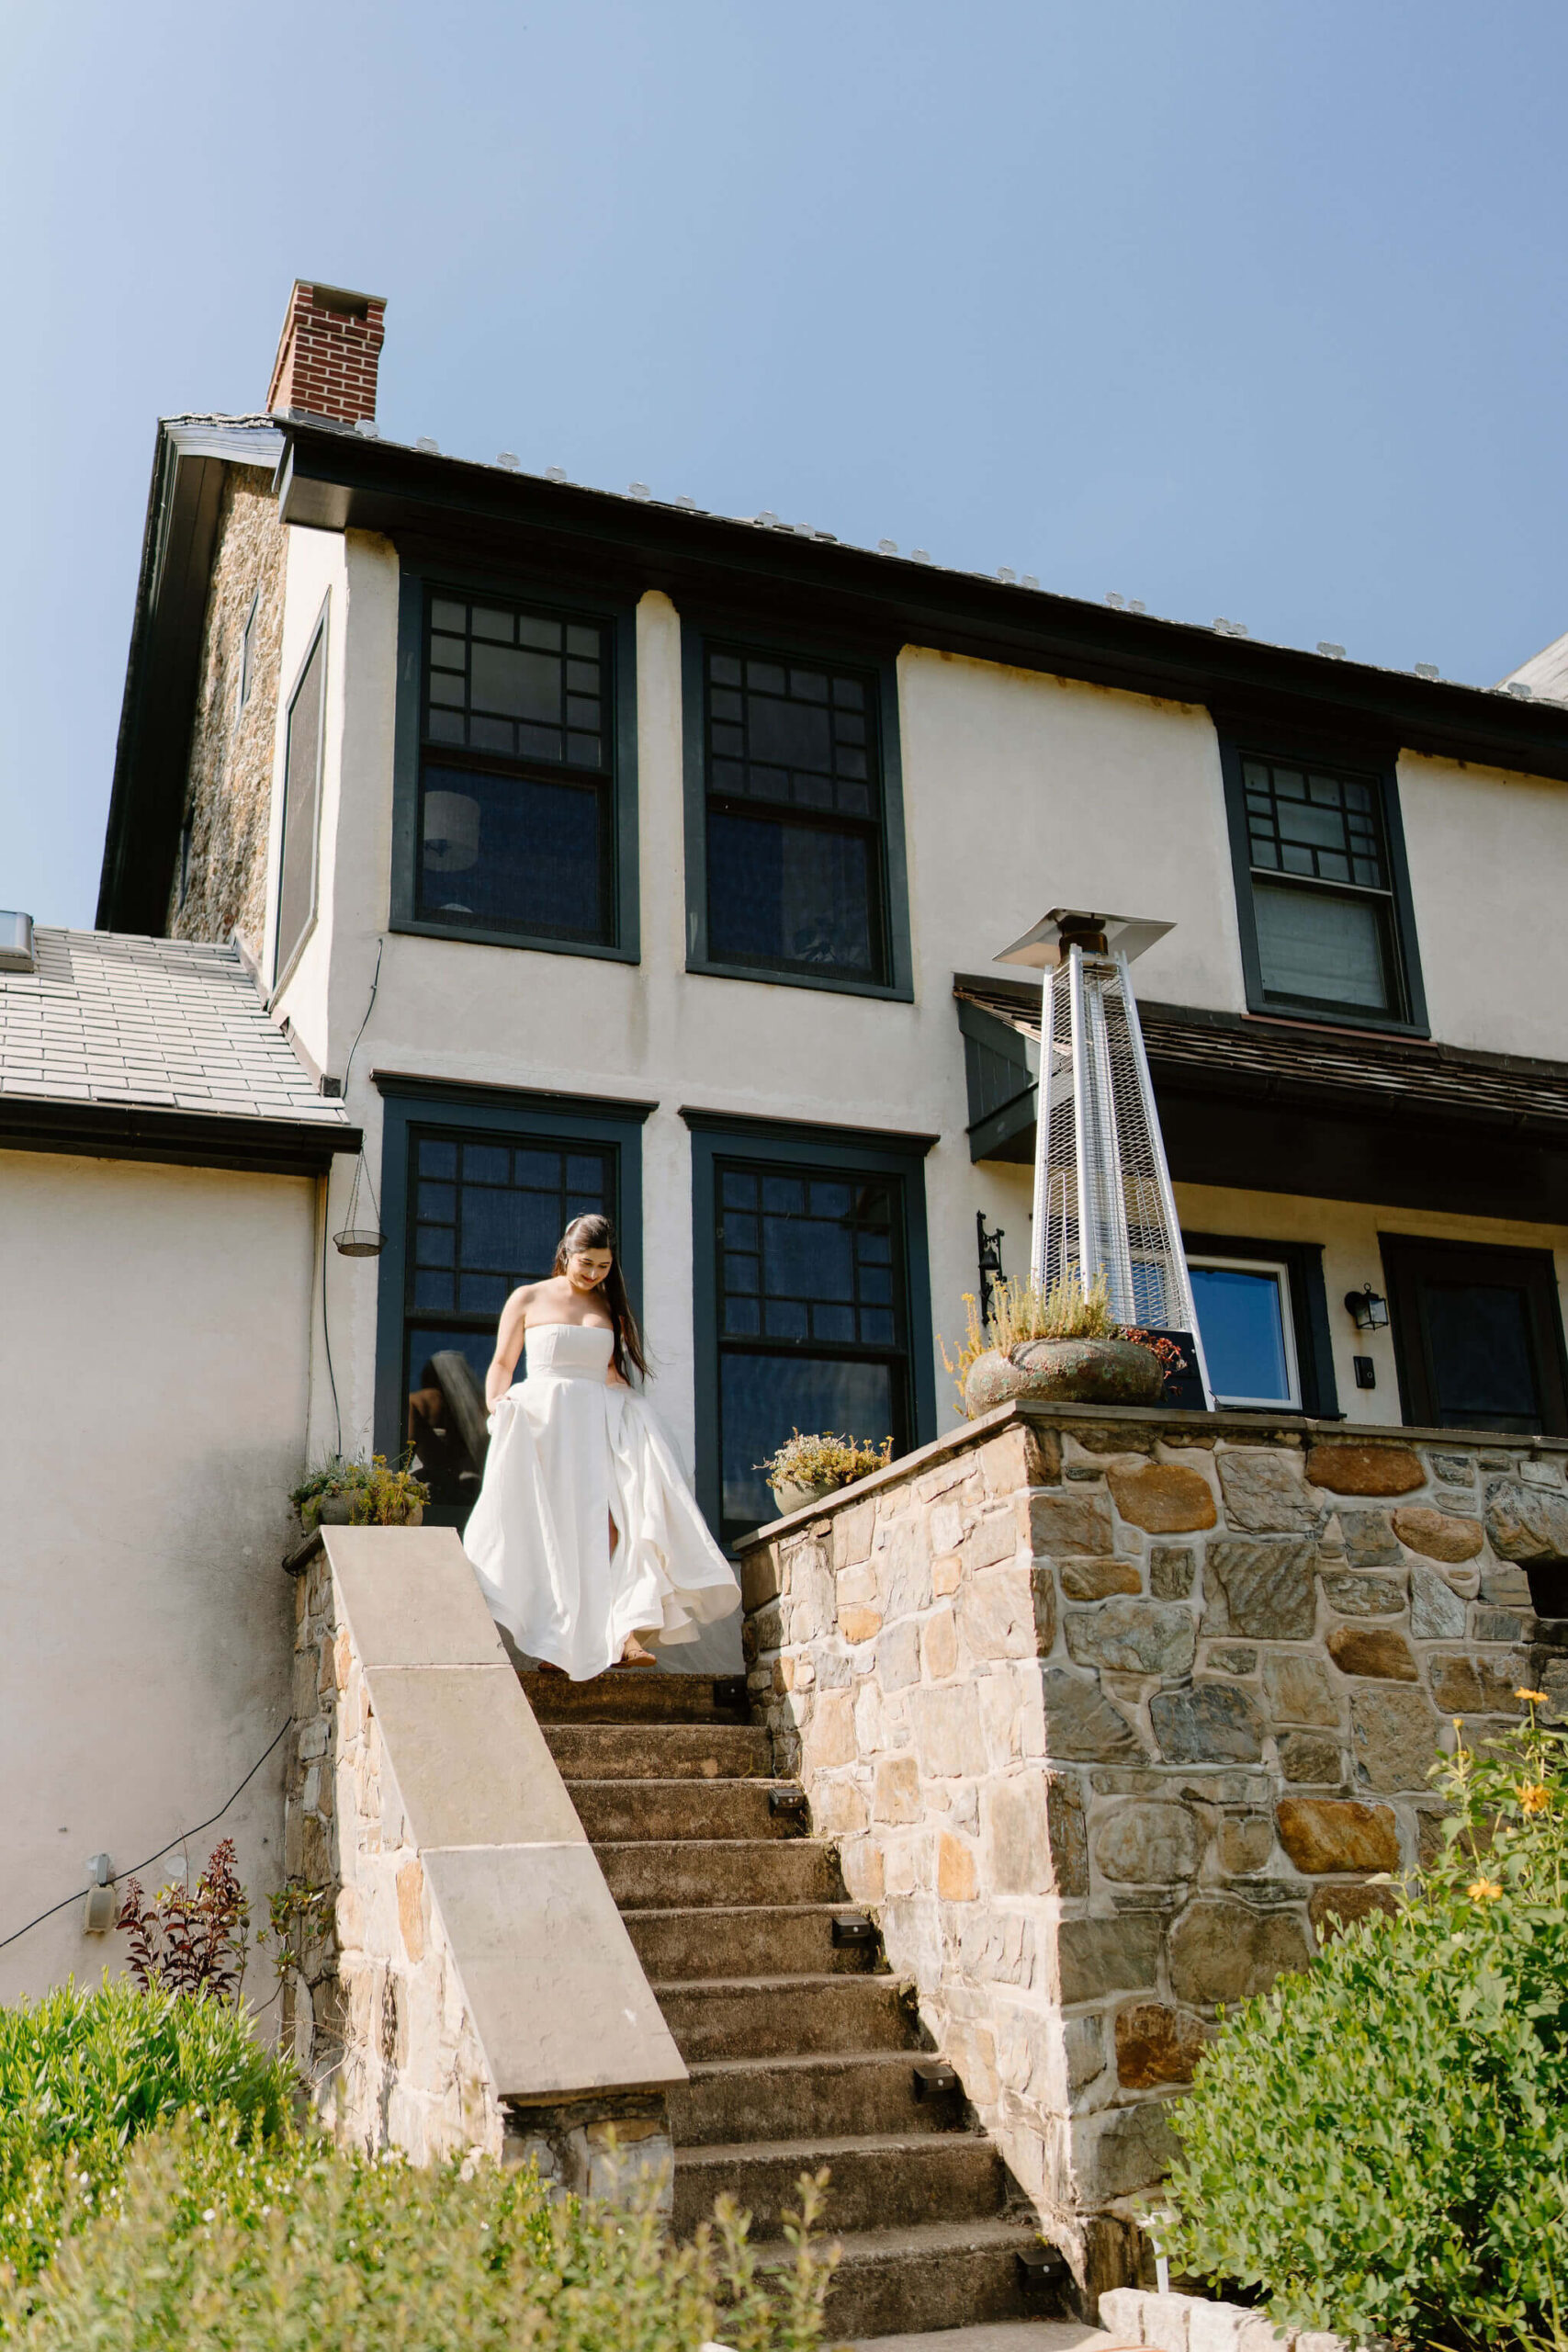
[4,0,1565,928]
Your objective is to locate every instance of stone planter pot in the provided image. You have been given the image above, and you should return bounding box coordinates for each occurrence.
[301,1498,424,1534]
[770,1477,841,1519]
[964,1336,1165,1418]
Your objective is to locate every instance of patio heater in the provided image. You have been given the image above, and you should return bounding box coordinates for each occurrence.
[997,908,1213,1408]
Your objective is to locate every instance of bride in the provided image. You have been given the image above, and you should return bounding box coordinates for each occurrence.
[462,1212,740,1679]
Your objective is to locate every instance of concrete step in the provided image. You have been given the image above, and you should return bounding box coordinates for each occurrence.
[543,1721,773,1781]
[852,2324,1112,2352]
[569,1778,807,1843]
[623,1903,881,1981]
[674,2130,1007,2237]
[655,1972,918,2063]
[757,2217,1062,2341]
[517,1668,747,1724]
[670,2051,961,2146]
[599,1838,843,1910]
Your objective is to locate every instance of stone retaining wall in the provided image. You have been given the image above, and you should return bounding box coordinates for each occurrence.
[738,1402,1568,2293]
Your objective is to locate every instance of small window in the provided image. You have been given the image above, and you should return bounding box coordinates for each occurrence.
[1382,1236,1568,1435]
[1190,1255,1301,1408]
[714,1159,909,1543]
[702,646,888,984]
[1222,742,1425,1030]
[417,593,615,944]
[275,610,327,981]
[237,590,260,721]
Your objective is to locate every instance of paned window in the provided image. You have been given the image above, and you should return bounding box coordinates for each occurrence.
[1238,753,1404,1017]
[1382,1236,1568,1435]
[276,613,326,980]
[1190,1256,1301,1409]
[715,1159,908,1541]
[419,594,615,944]
[400,1128,614,1510]
[704,647,886,981]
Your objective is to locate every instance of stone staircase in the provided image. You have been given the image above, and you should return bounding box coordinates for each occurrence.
[523,1666,1066,2342]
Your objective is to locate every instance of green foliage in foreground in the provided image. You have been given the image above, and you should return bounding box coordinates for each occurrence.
[2,2113,836,2352]
[0,1979,295,2288]
[1160,1703,1568,2351]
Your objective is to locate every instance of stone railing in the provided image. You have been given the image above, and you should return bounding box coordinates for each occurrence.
[738,1402,1568,2296]
[283,1526,684,2193]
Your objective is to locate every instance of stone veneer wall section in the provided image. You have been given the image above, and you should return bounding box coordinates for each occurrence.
[167,464,286,953]
[738,1403,1568,2290]
[283,1525,684,2190]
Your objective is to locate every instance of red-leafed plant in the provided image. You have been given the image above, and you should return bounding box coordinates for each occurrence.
[116,1839,250,2005]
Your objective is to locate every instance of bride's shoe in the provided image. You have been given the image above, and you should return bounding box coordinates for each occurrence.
[616,1635,658,1667]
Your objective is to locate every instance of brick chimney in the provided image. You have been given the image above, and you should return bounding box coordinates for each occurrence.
[266,280,387,427]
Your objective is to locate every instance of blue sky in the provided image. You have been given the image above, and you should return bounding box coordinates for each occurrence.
[4,0,1565,927]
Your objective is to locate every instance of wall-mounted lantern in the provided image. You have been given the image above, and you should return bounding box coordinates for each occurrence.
[83,1854,117,1935]
[1344,1284,1389,1332]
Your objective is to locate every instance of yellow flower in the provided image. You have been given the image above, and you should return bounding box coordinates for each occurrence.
[1467,1877,1504,1904]
[1519,1783,1551,1815]
[1516,1688,1549,1704]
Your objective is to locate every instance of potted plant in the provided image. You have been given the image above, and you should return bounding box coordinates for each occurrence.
[943,1269,1167,1416]
[290,1453,431,1534]
[759,1430,894,1519]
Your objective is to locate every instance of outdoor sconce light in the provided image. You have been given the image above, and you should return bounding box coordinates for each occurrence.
[83,1854,116,1936]
[1345,1284,1390,1333]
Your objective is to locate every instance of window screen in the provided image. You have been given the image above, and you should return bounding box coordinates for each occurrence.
[1240,754,1403,1017]
[276,619,325,978]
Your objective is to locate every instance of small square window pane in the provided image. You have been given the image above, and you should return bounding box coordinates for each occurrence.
[429,675,466,708]
[813,1303,856,1342]
[762,1175,804,1215]
[1345,780,1373,810]
[566,660,601,692]
[725,1296,761,1335]
[1280,843,1314,875]
[464,1144,512,1183]
[1318,852,1350,882]
[460,1273,509,1314]
[858,1307,896,1345]
[1308,773,1344,805]
[858,1266,893,1305]
[710,653,742,686]
[513,1148,563,1188]
[415,1224,456,1268]
[431,634,467,667]
[1274,766,1307,800]
[838,783,872,816]
[565,624,600,657]
[431,598,467,630]
[517,615,563,650]
[418,1181,456,1221]
[833,711,865,745]
[470,716,514,753]
[566,1153,605,1192]
[565,734,603,767]
[427,709,465,744]
[565,1195,601,1222]
[711,759,748,795]
[832,677,863,707]
[725,1252,760,1294]
[419,1138,457,1179]
[471,606,515,643]
[1191,1264,1294,1406]
[711,688,744,720]
[1352,858,1381,887]
[856,1231,892,1263]
[810,1182,852,1217]
[791,669,829,703]
[724,1213,759,1250]
[722,1169,758,1207]
[516,721,562,759]
[566,695,601,729]
[747,659,787,694]
[765,1299,809,1340]
[835,747,868,781]
[413,1269,456,1310]
[711,723,746,757]
[795,775,833,810]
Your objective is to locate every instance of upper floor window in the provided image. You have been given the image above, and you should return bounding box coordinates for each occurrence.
[1222,740,1427,1033]
[685,639,911,997]
[417,592,616,946]
[275,605,327,983]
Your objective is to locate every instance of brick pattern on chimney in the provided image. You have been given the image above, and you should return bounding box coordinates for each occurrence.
[266,281,387,425]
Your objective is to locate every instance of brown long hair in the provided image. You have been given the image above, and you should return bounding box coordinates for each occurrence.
[554,1213,648,1383]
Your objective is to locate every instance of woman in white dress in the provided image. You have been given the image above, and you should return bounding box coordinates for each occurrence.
[462,1214,740,1679]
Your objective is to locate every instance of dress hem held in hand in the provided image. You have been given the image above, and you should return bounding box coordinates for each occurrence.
[461,1322,740,1681]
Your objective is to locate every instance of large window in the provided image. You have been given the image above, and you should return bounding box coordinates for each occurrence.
[687,1115,936,1545]
[374,1081,648,1523]
[1221,741,1426,1032]
[684,638,912,999]
[275,606,327,982]
[1184,1230,1339,1418]
[1382,1236,1568,1435]
[391,578,638,961]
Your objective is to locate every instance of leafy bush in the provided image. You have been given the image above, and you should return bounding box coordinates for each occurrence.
[759,1429,893,1492]
[4,2112,837,2352]
[0,1980,296,2289]
[290,1453,429,1530]
[1159,1699,1568,2351]
[940,1268,1123,1398]
[117,1840,249,2002]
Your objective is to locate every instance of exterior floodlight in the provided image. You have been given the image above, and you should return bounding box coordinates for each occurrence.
[997,908,1212,1405]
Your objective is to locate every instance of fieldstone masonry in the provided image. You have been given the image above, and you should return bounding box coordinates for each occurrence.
[738,1402,1568,2288]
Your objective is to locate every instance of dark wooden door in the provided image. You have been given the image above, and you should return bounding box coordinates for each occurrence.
[1381,1235,1568,1436]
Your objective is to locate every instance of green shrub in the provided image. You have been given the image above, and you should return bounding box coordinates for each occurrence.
[0,1979,296,2288]
[3,2112,837,2352]
[1159,1700,1568,2351]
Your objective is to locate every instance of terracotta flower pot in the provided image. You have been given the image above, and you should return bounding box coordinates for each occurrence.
[964,1336,1166,1418]
[770,1476,841,1519]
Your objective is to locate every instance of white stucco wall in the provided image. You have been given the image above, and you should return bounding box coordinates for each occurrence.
[0,1149,316,2007]
[254,528,1568,1592]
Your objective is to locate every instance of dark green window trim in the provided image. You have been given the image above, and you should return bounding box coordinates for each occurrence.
[681,620,913,1002]
[682,1109,937,1545]
[1217,728,1427,1038]
[273,596,330,997]
[1181,1228,1340,1420]
[373,1077,649,1517]
[390,564,640,964]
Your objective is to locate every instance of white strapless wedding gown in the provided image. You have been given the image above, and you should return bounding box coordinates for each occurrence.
[462,1324,740,1680]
